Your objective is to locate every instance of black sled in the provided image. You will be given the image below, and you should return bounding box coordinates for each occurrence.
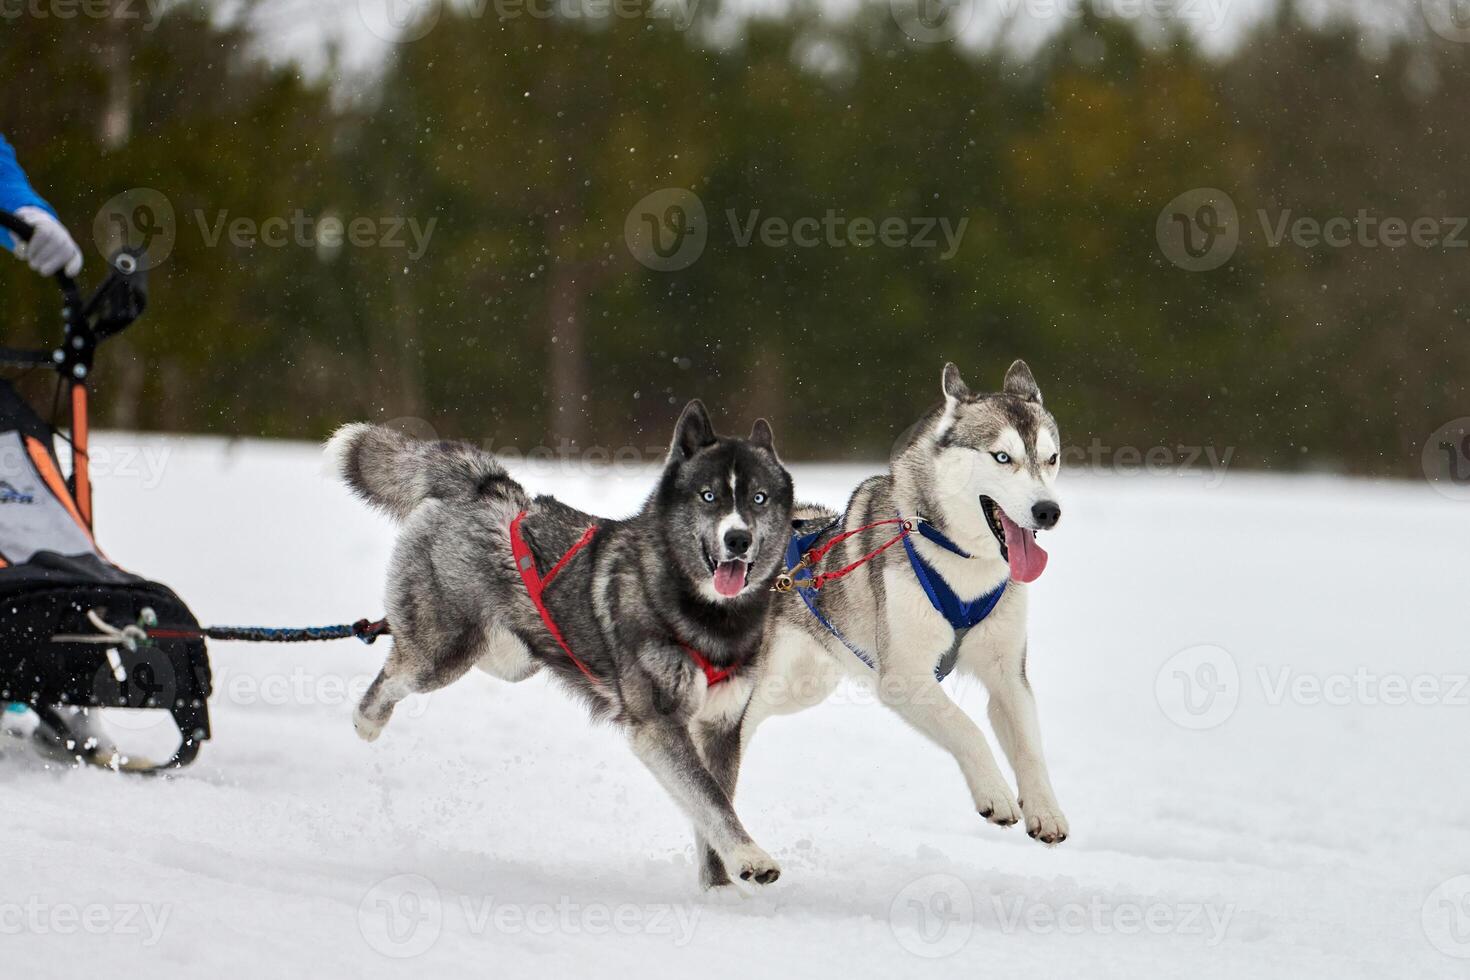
[0,211,211,771]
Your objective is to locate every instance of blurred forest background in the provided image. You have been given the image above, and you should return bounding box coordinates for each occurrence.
[1,0,1467,475]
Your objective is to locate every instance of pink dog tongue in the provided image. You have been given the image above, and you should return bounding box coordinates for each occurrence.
[999,511,1048,583]
[713,560,748,597]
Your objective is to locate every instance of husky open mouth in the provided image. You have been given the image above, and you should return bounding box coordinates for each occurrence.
[980,495,1048,584]
[702,544,750,597]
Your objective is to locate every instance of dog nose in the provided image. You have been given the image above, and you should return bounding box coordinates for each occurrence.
[724,529,752,557]
[1031,501,1061,529]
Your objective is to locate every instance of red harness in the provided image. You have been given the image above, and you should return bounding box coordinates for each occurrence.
[507,511,739,688]
[676,643,738,687]
[775,518,913,592]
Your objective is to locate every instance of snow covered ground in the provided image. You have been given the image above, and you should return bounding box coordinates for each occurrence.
[4,433,1468,978]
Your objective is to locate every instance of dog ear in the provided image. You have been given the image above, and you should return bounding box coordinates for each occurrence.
[670,399,718,460]
[942,362,971,404]
[749,418,775,450]
[1003,359,1042,404]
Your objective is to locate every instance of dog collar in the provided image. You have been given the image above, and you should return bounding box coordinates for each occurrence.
[912,519,973,559]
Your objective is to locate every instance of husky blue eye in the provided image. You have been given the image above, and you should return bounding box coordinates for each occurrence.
[753,491,768,505]
[700,490,716,503]
[991,452,1012,465]
[1047,453,1059,465]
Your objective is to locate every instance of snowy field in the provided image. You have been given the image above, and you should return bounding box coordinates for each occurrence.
[4,433,1469,978]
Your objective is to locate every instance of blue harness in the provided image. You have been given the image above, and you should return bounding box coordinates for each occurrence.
[785,517,1007,681]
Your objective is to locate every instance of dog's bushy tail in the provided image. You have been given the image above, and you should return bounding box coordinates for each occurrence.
[326,423,523,522]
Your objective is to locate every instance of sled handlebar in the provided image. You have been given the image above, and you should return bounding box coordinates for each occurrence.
[0,210,84,316]
[1,210,148,380]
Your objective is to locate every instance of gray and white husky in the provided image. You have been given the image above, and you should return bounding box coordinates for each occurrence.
[328,401,795,887]
[746,360,1070,844]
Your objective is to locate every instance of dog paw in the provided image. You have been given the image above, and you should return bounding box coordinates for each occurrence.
[724,844,781,886]
[1020,800,1069,845]
[352,709,383,743]
[975,782,1022,827]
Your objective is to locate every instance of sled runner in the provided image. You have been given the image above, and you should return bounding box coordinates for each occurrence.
[0,211,212,771]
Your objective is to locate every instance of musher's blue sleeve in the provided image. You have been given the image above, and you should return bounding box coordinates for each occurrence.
[0,134,57,254]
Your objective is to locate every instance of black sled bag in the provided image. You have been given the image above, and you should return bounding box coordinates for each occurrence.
[0,380,211,768]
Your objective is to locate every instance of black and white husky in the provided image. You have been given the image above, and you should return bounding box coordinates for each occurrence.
[328,401,794,887]
[747,360,1070,844]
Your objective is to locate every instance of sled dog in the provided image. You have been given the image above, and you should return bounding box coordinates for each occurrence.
[747,360,1069,844]
[329,401,794,887]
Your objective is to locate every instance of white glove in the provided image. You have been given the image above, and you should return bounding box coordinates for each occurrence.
[10,205,83,278]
